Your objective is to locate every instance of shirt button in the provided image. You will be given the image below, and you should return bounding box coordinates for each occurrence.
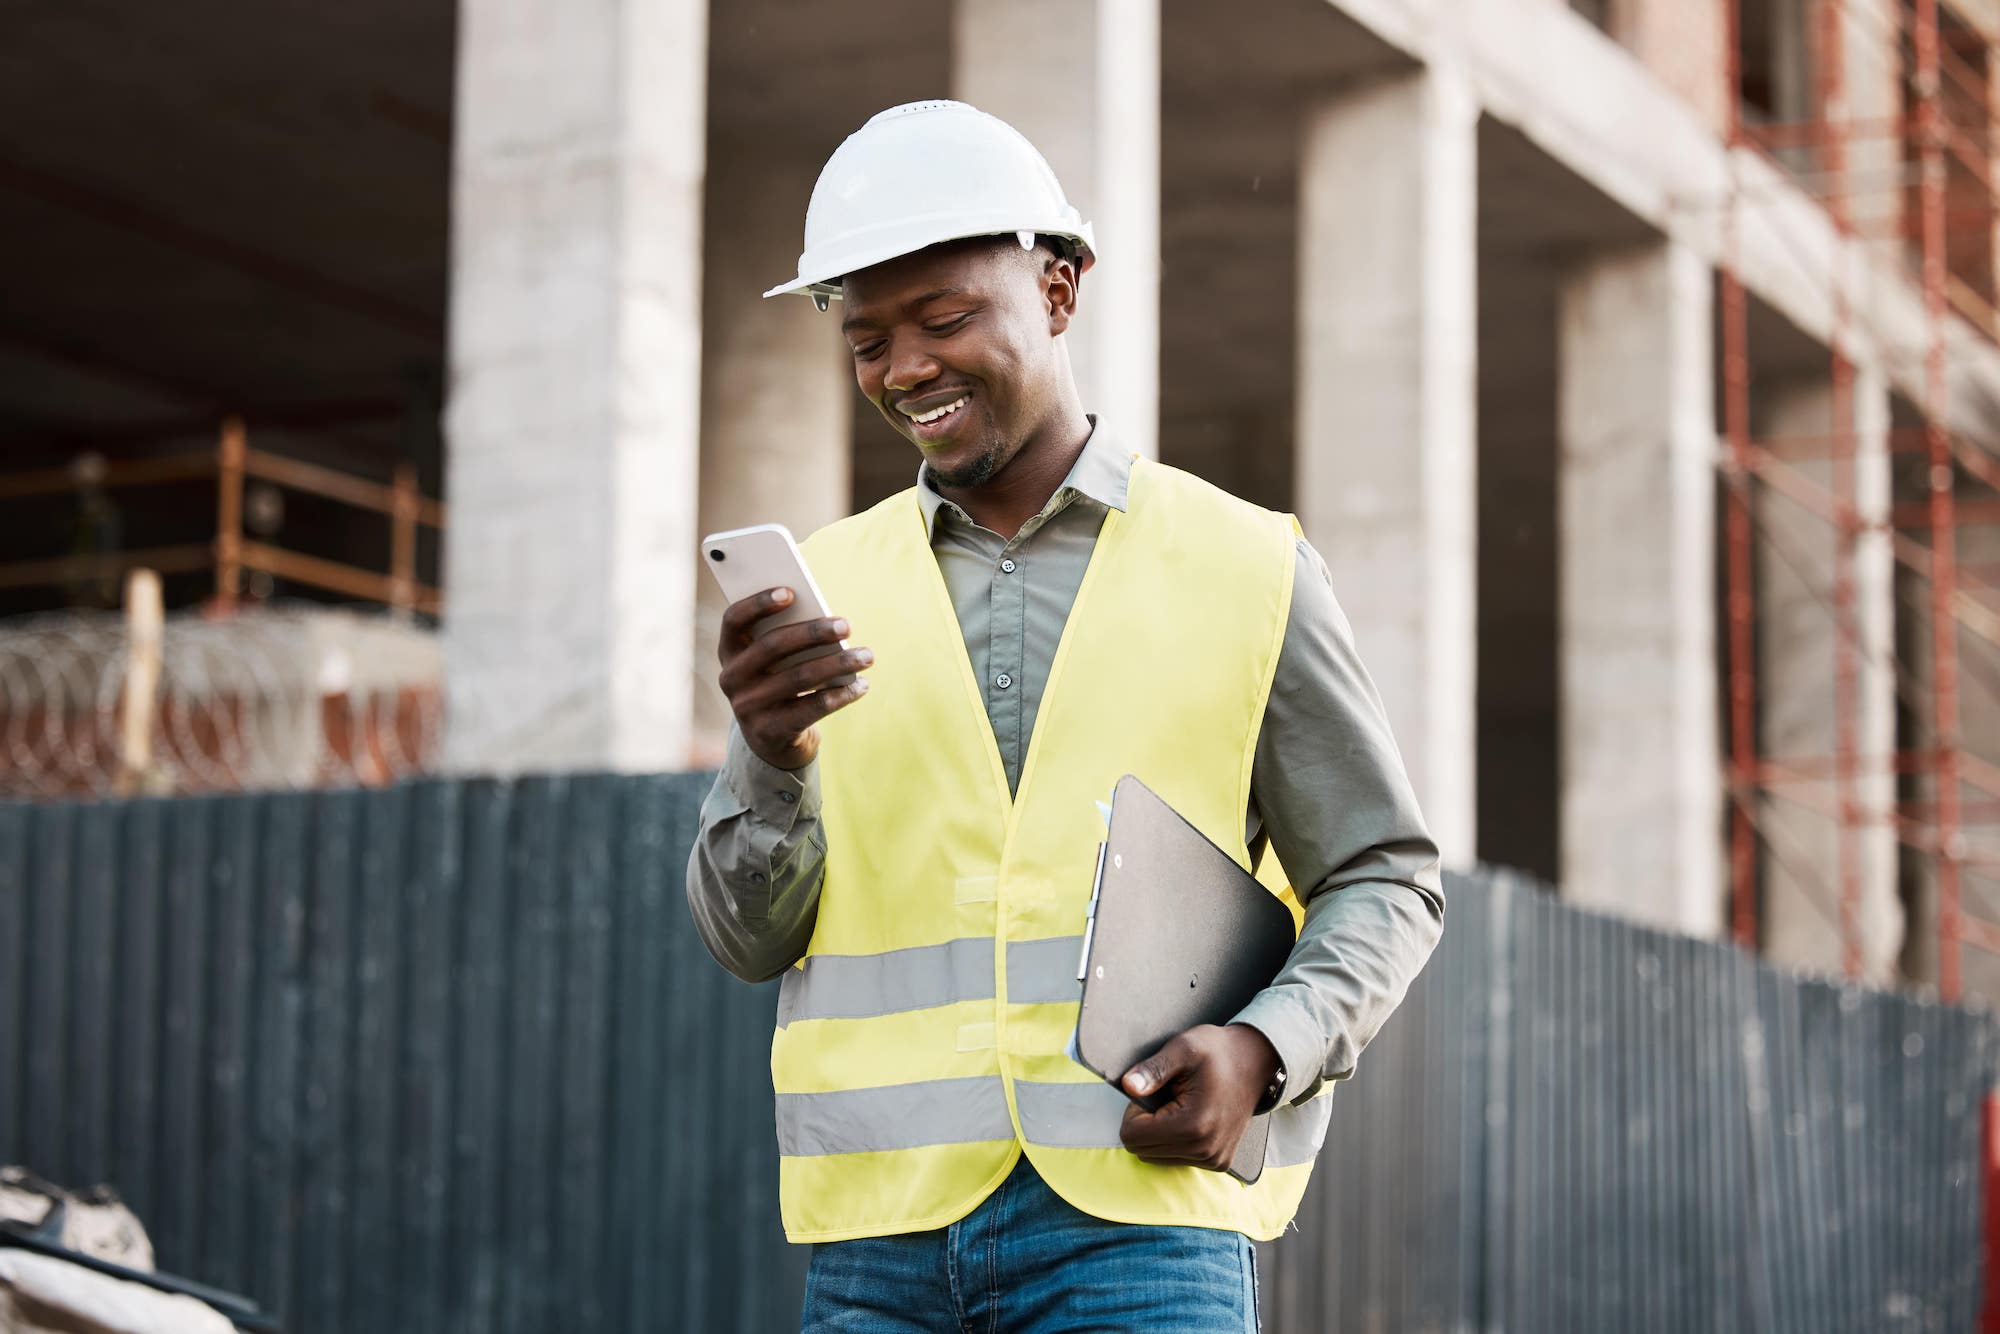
[750,871,767,885]
[778,791,796,805]
[1000,558,1016,573]
[996,672,1013,690]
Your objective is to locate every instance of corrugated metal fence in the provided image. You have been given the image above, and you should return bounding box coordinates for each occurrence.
[1266,867,1994,1333]
[1,776,1991,1332]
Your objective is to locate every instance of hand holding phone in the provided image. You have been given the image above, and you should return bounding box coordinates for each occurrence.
[703,525,874,770]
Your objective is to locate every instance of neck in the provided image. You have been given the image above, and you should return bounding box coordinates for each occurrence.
[935,403,1093,540]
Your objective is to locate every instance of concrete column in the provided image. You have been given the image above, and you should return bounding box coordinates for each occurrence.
[1558,241,1722,936]
[692,145,854,763]
[1755,370,1901,980]
[953,0,1160,459]
[443,0,707,773]
[1294,68,1479,868]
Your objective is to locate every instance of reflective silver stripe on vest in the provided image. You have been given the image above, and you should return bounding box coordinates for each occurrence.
[776,1077,1016,1156]
[1267,1093,1334,1168]
[1004,935,1086,1005]
[777,935,1087,1026]
[1013,1079,1130,1148]
[1013,1079,1334,1169]
[777,938,992,1026]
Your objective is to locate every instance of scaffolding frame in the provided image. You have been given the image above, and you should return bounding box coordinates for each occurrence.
[1720,0,2000,998]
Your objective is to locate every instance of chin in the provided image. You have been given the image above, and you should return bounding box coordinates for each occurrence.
[925,440,1003,489]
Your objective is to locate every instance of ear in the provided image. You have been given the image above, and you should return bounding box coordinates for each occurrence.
[1044,251,1085,336]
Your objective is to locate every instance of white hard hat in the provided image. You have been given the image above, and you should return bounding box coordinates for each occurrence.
[764,100,1095,309]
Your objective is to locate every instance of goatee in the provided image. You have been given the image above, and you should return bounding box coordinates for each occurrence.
[925,446,1002,490]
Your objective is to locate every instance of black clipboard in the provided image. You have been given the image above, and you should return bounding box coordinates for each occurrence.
[1069,774,1298,1184]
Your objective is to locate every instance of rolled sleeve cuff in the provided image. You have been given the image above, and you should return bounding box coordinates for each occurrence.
[1230,990,1333,1108]
[722,728,821,829]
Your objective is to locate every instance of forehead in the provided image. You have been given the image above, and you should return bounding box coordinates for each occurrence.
[840,237,1025,321]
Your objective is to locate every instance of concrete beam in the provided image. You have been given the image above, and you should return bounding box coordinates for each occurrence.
[953,0,1161,458]
[1295,67,1480,867]
[1607,0,1729,136]
[1559,241,1722,935]
[1754,370,1902,981]
[1323,0,2000,452]
[443,0,708,773]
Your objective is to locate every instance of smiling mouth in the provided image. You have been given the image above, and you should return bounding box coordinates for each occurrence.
[901,394,969,427]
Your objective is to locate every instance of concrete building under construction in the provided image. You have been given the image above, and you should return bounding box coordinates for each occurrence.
[7,0,2000,1001]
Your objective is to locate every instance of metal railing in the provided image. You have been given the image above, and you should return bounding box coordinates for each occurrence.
[0,417,444,616]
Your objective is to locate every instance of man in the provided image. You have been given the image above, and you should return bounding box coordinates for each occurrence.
[687,100,1442,1331]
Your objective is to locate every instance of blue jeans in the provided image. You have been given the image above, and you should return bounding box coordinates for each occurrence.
[800,1155,1259,1332]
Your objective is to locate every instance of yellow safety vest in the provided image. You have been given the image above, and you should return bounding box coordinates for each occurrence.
[781,455,1333,1244]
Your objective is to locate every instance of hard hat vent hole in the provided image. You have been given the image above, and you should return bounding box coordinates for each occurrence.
[868,100,971,126]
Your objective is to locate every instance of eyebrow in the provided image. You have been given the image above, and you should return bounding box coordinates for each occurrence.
[841,286,973,334]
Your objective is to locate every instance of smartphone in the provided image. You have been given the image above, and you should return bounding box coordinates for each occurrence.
[700,524,855,685]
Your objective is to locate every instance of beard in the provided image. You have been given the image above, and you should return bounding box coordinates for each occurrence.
[924,440,1004,489]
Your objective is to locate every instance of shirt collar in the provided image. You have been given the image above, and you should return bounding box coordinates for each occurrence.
[915,414,1133,539]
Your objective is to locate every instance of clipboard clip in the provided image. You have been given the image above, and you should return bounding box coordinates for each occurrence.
[1077,840,1107,982]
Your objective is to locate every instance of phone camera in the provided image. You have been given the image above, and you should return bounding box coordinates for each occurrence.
[709,549,725,562]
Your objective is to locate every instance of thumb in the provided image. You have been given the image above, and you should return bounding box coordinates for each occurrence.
[1122,1034,1195,1098]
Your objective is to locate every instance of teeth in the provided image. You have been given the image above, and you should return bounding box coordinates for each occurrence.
[911,395,968,424]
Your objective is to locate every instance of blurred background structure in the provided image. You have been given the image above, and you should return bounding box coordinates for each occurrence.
[12,0,2000,1003]
[7,0,2000,1327]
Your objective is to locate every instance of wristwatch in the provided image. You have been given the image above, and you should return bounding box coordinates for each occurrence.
[1252,1061,1287,1116]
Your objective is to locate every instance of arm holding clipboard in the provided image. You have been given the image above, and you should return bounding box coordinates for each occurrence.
[1069,776,1298,1184]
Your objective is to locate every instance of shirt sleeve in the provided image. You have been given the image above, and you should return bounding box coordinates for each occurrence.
[1229,537,1446,1105]
[684,724,830,983]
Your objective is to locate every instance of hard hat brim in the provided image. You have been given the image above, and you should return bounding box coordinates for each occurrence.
[763,222,1096,302]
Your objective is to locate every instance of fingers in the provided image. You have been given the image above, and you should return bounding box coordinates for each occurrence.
[718,587,795,658]
[718,616,853,692]
[1121,1029,1202,1101]
[1118,1099,1239,1173]
[732,646,874,712]
[752,676,872,739]
[1116,1027,1242,1172]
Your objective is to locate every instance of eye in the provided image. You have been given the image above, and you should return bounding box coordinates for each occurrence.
[850,339,886,361]
[924,313,972,335]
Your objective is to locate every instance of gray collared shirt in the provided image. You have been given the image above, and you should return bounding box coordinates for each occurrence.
[686,420,1443,1107]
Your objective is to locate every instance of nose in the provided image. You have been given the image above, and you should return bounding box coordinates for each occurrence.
[884,337,940,394]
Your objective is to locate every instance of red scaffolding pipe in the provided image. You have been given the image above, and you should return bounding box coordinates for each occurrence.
[1717,0,1994,994]
[1916,0,1968,999]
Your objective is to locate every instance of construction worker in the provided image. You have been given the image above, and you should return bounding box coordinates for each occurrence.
[687,100,1442,1331]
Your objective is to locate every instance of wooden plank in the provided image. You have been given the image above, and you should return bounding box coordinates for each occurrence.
[199,792,261,1294]
[242,448,444,527]
[0,449,216,499]
[499,776,564,1334]
[155,794,215,1274]
[0,544,213,592]
[22,804,71,1175]
[397,778,460,1331]
[449,778,513,1333]
[116,568,163,796]
[235,539,443,612]
[297,788,356,1332]
[245,791,310,1323]
[346,784,408,1331]
[65,800,123,1184]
